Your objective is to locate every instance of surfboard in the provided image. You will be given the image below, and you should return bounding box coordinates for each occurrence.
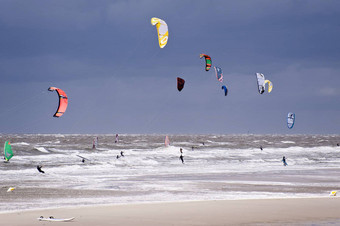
[76,155,90,161]
[38,216,75,222]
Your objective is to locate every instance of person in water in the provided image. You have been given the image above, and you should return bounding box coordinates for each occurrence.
[120,151,124,157]
[282,156,287,166]
[116,155,120,159]
[180,148,183,154]
[179,154,184,164]
[37,165,45,173]
[260,146,263,151]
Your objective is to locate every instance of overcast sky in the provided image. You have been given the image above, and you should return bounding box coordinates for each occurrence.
[0,0,339,134]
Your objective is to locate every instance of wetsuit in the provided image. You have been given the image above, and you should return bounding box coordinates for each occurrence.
[37,165,45,173]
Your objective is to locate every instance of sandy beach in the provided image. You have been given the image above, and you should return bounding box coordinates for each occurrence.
[0,197,339,226]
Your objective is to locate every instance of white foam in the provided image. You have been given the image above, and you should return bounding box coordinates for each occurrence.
[34,147,49,153]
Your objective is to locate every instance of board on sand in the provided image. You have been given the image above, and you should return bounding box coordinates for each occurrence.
[38,216,75,222]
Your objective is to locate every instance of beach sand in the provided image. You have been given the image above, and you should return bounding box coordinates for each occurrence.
[0,197,339,226]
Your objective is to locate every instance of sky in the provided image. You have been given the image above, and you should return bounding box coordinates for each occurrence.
[0,0,339,134]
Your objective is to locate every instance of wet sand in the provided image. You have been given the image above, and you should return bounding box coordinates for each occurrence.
[0,197,339,226]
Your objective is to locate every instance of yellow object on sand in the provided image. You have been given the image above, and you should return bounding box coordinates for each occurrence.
[330,191,337,196]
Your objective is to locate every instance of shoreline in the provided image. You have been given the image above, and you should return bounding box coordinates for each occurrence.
[0,195,333,214]
[1,197,339,226]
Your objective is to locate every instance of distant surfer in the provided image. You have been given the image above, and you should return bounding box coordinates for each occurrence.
[260,146,263,151]
[180,148,183,154]
[179,154,184,164]
[120,151,124,157]
[37,165,45,173]
[82,158,85,163]
[92,137,98,149]
[282,156,287,166]
[337,143,339,147]
[115,134,119,143]
[191,146,194,151]
[116,155,120,159]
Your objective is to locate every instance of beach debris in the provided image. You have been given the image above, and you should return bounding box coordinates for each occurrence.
[7,187,15,192]
[330,191,337,196]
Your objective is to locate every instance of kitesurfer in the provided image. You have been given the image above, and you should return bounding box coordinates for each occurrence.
[37,165,45,173]
[179,154,184,164]
[115,134,119,143]
[282,156,287,166]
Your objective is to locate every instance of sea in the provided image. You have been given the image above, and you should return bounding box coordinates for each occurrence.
[0,134,339,213]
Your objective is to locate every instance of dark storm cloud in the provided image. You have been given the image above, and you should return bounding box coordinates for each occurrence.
[0,0,339,134]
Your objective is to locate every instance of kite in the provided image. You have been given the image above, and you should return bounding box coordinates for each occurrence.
[177,77,185,91]
[287,112,295,129]
[214,66,223,82]
[151,17,169,48]
[48,87,68,117]
[265,80,273,93]
[199,54,212,71]
[256,73,265,94]
[256,73,273,94]
[221,85,228,96]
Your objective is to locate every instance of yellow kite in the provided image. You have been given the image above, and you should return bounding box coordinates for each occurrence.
[151,17,168,48]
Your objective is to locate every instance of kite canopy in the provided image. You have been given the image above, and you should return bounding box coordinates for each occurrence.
[221,85,228,96]
[4,141,13,161]
[48,87,68,117]
[265,80,273,93]
[199,54,212,71]
[151,17,168,48]
[256,73,265,94]
[287,112,295,129]
[214,66,223,82]
[177,77,185,91]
